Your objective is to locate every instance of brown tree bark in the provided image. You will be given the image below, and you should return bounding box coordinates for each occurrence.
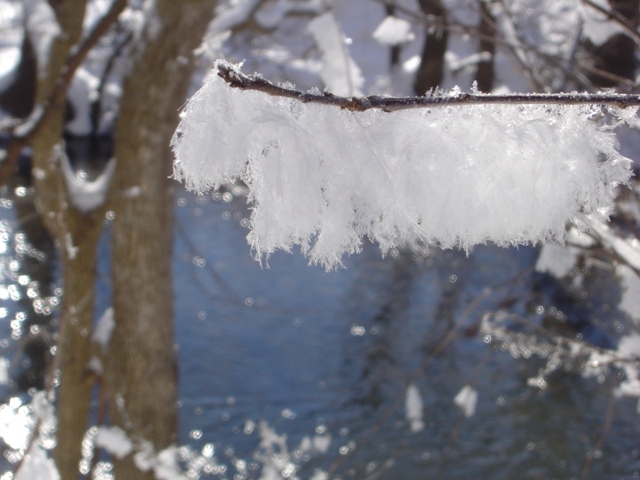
[474,0,496,93]
[414,0,448,95]
[106,2,215,478]
[22,3,106,479]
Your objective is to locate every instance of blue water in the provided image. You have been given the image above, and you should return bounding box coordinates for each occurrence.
[0,184,639,479]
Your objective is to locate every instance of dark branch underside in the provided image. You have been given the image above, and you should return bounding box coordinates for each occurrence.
[216,63,640,111]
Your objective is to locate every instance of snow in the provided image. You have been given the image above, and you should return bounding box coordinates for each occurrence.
[209,0,261,37]
[94,426,132,459]
[60,150,115,213]
[23,0,61,78]
[535,243,578,278]
[92,306,114,352]
[255,0,326,30]
[13,105,44,138]
[86,355,103,374]
[82,0,111,34]
[251,420,324,480]
[307,12,363,96]
[372,16,414,46]
[0,357,8,385]
[0,46,18,94]
[588,218,640,271]
[65,68,99,136]
[134,442,187,480]
[405,383,424,432]
[0,393,57,478]
[454,385,478,418]
[173,62,633,269]
[617,265,640,322]
[14,444,60,480]
[614,334,640,398]
[0,398,33,450]
[580,0,627,47]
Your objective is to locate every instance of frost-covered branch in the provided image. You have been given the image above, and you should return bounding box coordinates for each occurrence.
[216,62,640,110]
[174,61,635,269]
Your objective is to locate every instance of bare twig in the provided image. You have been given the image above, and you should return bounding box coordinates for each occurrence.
[579,380,617,480]
[217,62,640,110]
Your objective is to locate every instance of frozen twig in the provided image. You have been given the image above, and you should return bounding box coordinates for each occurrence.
[216,62,640,111]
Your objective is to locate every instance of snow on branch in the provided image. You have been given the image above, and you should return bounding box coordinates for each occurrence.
[172,60,635,269]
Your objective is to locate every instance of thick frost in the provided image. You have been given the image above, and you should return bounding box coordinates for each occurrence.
[172,63,633,269]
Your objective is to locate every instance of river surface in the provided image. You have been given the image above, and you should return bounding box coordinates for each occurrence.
[0,183,638,479]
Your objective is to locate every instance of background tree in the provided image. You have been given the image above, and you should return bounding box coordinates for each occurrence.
[106,1,215,478]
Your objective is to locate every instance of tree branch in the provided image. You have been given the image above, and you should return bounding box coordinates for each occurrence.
[0,0,128,186]
[216,62,640,111]
[581,0,640,47]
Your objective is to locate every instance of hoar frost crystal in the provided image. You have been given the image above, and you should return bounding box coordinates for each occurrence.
[172,61,634,269]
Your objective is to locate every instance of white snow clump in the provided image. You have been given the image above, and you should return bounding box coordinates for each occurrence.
[454,385,478,418]
[172,61,634,269]
[60,149,115,214]
[15,443,60,480]
[92,306,115,352]
[373,15,414,46]
[94,426,133,459]
[405,383,424,432]
[307,12,363,96]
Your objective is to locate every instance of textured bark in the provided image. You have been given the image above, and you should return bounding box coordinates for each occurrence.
[52,210,104,480]
[414,0,448,95]
[23,3,106,480]
[107,2,215,478]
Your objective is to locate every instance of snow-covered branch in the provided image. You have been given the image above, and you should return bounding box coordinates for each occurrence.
[173,61,635,269]
[216,62,640,111]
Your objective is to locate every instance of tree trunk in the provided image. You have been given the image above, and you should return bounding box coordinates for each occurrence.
[106,2,215,478]
[52,209,104,480]
[414,0,448,95]
[474,0,496,93]
[584,0,639,87]
[0,32,36,119]
[23,3,108,479]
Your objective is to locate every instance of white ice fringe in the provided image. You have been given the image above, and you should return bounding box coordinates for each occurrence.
[172,62,634,269]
